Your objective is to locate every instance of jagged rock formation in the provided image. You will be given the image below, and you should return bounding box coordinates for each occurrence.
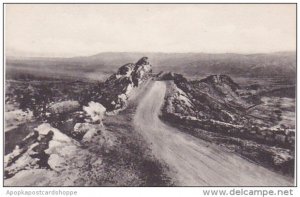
[160,72,294,175]
[4,123,79,178]
[4,120,120,186]
[83,57,152,112]
[160,73,249,123]
[4,109,117,184]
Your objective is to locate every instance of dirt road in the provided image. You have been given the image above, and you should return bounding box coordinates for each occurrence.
[133,81,293,186]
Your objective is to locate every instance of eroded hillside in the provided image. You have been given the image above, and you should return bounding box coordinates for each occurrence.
[159,72,295,176]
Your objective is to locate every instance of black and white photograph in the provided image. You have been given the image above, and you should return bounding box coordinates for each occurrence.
[2,3,297,187]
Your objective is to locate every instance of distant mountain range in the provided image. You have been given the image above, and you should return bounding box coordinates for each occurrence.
[6,51,296,80]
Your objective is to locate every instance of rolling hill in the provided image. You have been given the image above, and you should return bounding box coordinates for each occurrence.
[6,51,296,81]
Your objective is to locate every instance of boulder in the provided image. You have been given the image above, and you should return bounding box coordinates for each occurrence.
[48,100,80,115]
[83,101,106,124]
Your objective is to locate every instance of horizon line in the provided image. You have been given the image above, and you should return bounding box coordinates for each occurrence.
[6,50,296,59]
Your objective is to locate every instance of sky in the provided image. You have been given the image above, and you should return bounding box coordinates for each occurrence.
[5,4,296,57]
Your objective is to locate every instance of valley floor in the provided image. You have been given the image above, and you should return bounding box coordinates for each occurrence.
[133,81,293,186]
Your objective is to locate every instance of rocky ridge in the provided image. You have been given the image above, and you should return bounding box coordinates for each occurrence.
[159,72,294,176]
[82,57,152,112]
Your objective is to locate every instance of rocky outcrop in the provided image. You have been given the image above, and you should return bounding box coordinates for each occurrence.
[198,75,240,91]
[132,57,152,86]
[160,73,295,176]
[162,74,246,124]
[4,115,116,179]
[4,123,78,178]
[85,57,152,112]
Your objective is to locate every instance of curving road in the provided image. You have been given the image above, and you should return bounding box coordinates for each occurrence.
[133,81,293,186]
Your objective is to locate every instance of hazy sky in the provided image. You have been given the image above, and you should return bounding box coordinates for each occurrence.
[5,4,296,57]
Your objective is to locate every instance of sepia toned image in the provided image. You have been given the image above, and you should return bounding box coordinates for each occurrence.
[4,4,296,186]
